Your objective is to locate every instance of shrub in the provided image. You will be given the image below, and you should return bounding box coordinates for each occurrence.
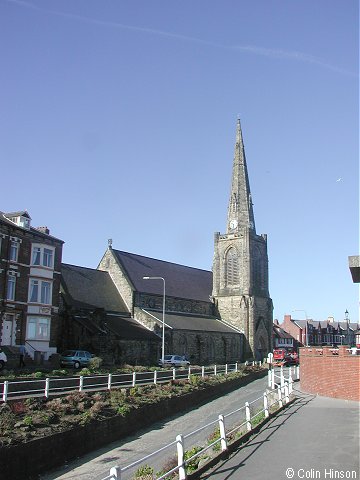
[23,415,33,426]
[156,456,178,479]
[33,371,44,379]
[24,397,39,409]
[79,368,91,376]
[88,356,103,370]
[251,409,265,427]
[109,389,127,408]
[51,369,68,376]
[0,404,16,434]
[184,446,203,473]
[79,411,93,425]
[133,464,154,478]
[188,374,205,386]
[207,427,221,452]
[117,404,131,417]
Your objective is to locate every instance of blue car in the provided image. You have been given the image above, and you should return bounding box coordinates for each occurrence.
[60,350,93,369]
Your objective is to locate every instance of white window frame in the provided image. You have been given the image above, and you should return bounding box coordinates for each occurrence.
[28,278,53,305]
[31,244,55,269]
[31,243,55,269]
[6,274,16,301]
[32,246,41,266]
[9,240,19,262]
[43,248,53,267]
[27,316,50,341]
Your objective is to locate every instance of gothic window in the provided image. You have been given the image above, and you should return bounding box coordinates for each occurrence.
[225,247,239,286]
[252,246,265,292]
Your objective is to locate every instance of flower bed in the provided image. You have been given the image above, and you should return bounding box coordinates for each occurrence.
[0,366,267,479]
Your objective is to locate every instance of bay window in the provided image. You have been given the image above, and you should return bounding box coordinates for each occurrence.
[31,244,54,268]
[43,248,53,267]
[29,279,52,304]
[32,247,41,265]
[27,316,50,341]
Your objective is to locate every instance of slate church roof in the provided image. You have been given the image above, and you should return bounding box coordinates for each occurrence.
[61,263,159,340]
[111,250,213,302]
[61,263,129,313]
[145,310,243,334]
[111,250,243,335]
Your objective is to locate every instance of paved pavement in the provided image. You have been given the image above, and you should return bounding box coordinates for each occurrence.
[200,387,359,480]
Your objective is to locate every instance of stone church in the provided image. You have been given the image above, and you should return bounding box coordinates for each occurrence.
[60,120,273,364]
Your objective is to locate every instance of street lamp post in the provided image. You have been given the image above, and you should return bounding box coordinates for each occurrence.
[143,276,165,365]
[345,309,350,345]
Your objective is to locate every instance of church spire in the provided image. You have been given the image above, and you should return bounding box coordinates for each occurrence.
[226,118,256,233]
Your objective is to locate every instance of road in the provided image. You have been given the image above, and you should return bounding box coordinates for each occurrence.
[40,374,270,480]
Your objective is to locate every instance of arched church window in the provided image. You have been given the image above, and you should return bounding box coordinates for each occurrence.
[252,246,265,291]
[225,247,239,286]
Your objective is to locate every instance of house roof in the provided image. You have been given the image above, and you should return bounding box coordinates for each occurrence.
[335,321,359,331]
[142,310,243,334]
[4,210,32,219]
[61,263,129,313]
[273,324,294,339]
[111,249,213,303]
[0,211,63,243]
[292,319,308,329]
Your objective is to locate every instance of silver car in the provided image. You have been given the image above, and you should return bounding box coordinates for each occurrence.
[158,354,190,368]
[60,350,93,369]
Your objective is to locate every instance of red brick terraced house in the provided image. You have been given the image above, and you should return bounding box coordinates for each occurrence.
[273,320,296,350]
[0,211,63,360]
[281,314,359,349]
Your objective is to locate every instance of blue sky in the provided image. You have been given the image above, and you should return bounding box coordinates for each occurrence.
[1,0,358,323]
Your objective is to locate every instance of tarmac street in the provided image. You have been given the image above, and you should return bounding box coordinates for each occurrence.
[200,390,360,480]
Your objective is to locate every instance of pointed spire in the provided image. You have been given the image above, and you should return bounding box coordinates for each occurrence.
[226,118,256,233]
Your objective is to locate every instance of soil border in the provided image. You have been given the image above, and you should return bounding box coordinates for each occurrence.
[1,369,267,479]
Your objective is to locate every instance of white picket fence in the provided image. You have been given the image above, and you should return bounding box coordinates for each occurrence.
[100,367,296,480]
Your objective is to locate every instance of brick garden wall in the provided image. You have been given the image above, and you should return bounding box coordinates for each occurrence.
[299,345,360,401]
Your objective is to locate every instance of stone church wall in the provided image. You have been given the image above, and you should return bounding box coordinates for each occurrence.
[168,330,243,365]
[98,249,134,313]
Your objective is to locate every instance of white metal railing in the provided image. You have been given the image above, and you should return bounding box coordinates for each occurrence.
[267,365,300,391]
[0,362,267,402]
[100,380,292,480]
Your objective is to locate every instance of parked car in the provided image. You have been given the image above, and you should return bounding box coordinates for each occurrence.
[60,350,93,369]
[0,349,7,370]
[158,354,190,368]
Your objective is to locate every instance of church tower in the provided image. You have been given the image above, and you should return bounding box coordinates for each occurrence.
[212,119,273,359]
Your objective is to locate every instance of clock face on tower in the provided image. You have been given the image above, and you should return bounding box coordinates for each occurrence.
[229,219,238,230]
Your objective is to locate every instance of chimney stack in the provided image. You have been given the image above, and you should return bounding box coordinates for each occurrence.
[36,226,50,235]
